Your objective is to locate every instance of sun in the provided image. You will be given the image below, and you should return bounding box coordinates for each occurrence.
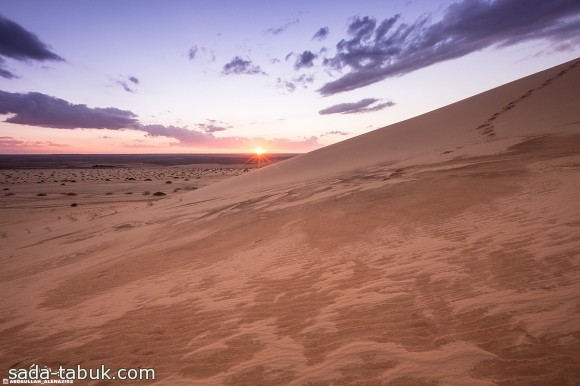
[254,147,265,155]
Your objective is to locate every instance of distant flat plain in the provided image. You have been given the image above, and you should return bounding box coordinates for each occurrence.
[0,153,297,208]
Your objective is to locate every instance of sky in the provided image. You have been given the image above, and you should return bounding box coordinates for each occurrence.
[1,0,579,154]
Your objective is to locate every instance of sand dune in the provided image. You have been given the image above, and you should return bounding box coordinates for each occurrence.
[1,58,580,385]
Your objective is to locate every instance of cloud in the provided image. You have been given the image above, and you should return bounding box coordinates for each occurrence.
[321,130,350,136]
[295,50,317,70]
[313,27,330,41]
[276,74,314,93]
[295,74,314,86]
[0,90,139,129]
[123,124,320,151]
[0,90,320,151]
[187,46,216,63]
[0,58,18,79]
[0,136,69,150]
[0,14,64,79]
[319,0,580,95]
[319,98,394,115]
[113,75,139,93]
[266,18,299,35]
[0,14,64,62]
[140,124,209,144]
[276,78,296,93]
[188,45,198,60]
[196,119,231,133]
[115,80,134,93]
[222,56,266,75]
[203,125,227,133]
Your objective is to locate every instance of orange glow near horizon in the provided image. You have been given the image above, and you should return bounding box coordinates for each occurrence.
[247,149,272,168]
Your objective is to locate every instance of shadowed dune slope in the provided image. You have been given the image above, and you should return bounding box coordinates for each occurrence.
[1,58,580,385]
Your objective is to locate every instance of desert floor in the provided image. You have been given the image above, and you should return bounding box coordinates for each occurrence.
[0,165,251,207]
[1,137,579,385]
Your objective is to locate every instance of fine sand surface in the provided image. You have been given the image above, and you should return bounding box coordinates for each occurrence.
[1,58,580,385]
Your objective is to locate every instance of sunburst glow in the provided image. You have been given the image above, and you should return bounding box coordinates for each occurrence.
[254,147,265,155]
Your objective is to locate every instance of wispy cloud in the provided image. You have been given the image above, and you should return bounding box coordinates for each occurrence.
[321,130,350,136]
[266,18,299,35]
[187,45,216,63]
[319,0,580,95]
[113,75,140,93]
[0,58,18,79]
[276,78,296,93]
[276,74,314,93]
[222,56,266,75]
[0,136,69,150]
[196,119,231,133]
[319,98,394,115]
[312,26,330,41]
[188,45,198,60]
[295,50,317,70]
[0,14,64,79]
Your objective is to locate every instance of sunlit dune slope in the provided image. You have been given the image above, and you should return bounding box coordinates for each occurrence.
[194,58,580,201]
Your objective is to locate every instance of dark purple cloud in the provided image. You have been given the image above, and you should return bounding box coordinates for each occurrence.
[0,14,63,62]
[128,76,139,85]
[0,90,139,129]
[295,50,317,70]
[0,68,17,78]
[222,56,266,75]
[313,27,330,41]
[319,0,580,95]
[266,18,299,35]
[0,14,64,79]
[319,98,394,115]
